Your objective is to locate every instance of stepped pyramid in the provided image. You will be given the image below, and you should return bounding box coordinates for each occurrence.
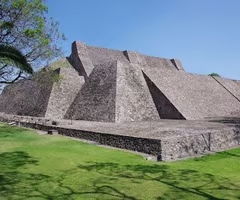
[0,41,240,122]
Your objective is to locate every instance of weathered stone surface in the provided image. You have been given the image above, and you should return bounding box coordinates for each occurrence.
[0,70,56,117]
[142,68,240,119]
[45,58,84,119]
[69,41,95,78]
[1,40,240,123]
[65,61,117,122]
[1,40,240,161]
[160,128,240,161]
[1,113,240,161]
[213,76,240,102]
[123,51,147,65]
[143,55,177,71]
[87,46,128,65]
[115,62,159,122]
[170,59,185,71]
[65,60,161,122]
[143,72,185,119]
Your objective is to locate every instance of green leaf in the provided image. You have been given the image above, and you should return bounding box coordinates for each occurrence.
[0,45,33,74]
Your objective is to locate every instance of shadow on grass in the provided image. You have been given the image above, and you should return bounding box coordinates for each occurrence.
[1,151,239,200]
[0,151,239,199]
[0,151,38,170]
[0,122,239,199]
[0,124,29,138]
[0,151,51,199]
[193,150,240,162]
[0,151,139,200]
[54,168,138,200]
[77,162,240,200]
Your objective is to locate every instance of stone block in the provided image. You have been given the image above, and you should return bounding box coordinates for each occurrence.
[115,62,159,122]
[143,55,177,71]
[65,61,117,122]
[123,51,147,65]
[48,129,58,135]
[87,46,128,65]
[70,41,95,78]
[45,58,85,119]
[170,59,185,71]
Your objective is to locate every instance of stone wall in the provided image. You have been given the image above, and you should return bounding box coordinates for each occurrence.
[0,113,162,158]
[144,55,177,71]
[160,128,240,161]
[123,51,148,65]
[1,113,240,161]
[87,46,128,66]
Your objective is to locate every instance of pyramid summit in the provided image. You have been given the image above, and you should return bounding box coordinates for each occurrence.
[0,41,240,122]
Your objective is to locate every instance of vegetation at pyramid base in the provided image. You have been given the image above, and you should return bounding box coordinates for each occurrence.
[0,0,65,88]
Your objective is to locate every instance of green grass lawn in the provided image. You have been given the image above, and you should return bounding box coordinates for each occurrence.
[0,123,240,200]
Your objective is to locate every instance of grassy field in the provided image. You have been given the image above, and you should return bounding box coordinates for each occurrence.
[0,123,240,200]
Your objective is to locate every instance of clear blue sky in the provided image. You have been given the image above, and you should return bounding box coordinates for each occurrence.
[46,0,240,80]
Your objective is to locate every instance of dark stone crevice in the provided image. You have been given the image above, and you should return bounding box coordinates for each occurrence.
[212,76,240,103]
[142,71,185,120]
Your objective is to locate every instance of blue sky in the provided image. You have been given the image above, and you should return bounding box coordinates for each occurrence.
[46,0,240,80]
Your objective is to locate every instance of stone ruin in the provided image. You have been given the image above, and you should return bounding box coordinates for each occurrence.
[1,41,240,121]
[0,41,240,161]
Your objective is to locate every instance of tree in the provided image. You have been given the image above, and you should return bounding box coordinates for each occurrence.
[0,0,65,87]
[208,73,221,77]
[0,44,33,79]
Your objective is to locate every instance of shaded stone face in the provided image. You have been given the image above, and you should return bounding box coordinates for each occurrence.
[142,72,185,120]
[0,41,240,122]
[0,70,56,117]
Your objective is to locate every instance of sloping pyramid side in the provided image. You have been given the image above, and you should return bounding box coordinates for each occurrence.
[213,76,240,115]
[0,70,56,117]
[142,72,185,119]
[45,58,85,119]
[115,61,159,122]
[213,76,240,101]
[142,67,240,119]
[64,61,117,122]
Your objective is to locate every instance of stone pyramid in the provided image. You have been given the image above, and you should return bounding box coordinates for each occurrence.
[64,60,160,122]
[0,41,240,122]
